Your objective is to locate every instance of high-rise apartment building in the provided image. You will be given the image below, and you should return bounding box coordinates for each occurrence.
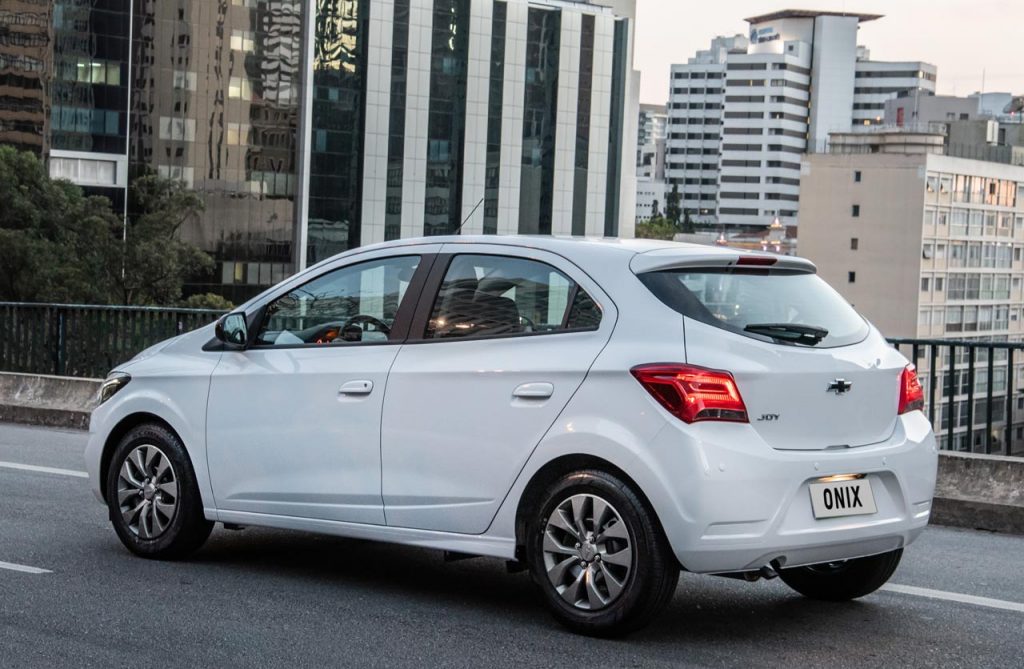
[636,102,665,180]
[0,0,639,302]
[634,102,666,224]
[666,10,935,230]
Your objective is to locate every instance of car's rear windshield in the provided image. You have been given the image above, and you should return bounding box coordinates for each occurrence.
[639,269,870,348]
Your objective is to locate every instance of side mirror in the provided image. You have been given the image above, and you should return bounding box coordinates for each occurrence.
[215,311,249,349]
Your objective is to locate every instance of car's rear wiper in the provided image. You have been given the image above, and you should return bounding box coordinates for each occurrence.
[743,323,829,345]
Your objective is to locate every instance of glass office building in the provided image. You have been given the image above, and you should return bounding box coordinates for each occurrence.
[0,0,637,302]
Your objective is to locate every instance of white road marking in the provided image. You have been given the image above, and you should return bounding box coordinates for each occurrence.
[0,560,51,575]
[3,453,1023,609]
[0,461,88,478]
[883,583,1024,613]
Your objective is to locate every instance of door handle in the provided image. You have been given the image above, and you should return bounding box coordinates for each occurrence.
[339,380,374,395]
[513,382,554,399]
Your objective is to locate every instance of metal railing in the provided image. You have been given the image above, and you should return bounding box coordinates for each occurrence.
[0,302,224,379]
[889,337,1024,457]
[2,304,1022,458]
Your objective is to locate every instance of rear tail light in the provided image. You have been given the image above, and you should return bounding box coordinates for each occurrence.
[631,364,748,424]
[898,364,925,415]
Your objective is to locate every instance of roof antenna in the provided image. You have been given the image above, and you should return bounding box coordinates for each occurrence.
[452,197,485,235]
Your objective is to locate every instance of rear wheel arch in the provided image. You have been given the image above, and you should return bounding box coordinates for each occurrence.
[513,454,672,562]
[100,413,186,503]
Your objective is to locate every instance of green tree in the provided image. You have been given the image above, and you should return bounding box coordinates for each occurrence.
[0,147,217,306]
[182,292,234,311]
[681,210,695,234]
[110,175,213,305]
[635,216,678,241]
[665,183,682,228]
[0,147,121,303]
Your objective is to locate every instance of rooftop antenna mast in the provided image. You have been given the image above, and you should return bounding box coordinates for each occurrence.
[452,197,485,235]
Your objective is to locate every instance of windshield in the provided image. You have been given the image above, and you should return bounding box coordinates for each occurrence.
[639,270,870,348]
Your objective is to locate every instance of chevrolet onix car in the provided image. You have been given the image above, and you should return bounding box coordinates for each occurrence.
[86,236,937,636]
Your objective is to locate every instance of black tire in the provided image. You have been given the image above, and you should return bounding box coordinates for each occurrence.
[105,422,213,560]
[778,548,903,601]
[525,469,679,637]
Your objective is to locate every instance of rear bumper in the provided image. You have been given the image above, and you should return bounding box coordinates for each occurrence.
[655,412,937,574]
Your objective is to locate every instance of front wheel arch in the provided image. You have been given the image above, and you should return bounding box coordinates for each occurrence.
[99,412,185,504]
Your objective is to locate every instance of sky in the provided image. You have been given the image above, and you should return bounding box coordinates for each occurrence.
[634,0,1024,104]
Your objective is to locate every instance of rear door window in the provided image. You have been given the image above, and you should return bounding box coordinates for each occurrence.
[425,254,602,340]
[639,270,869,348]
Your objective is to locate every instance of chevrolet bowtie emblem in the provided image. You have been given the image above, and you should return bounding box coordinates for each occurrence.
[827,379,853,395]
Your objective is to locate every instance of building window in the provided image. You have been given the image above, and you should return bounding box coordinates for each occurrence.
[848,271,856,283]
[519,6,561,235]
[481,1,509,235]
[921,277,930,292]
[171,69,194,90]
[851,238,859,250]
[225,123,250,145]
[49,157,117,185]
[230,30,255,52]
[228,77,252,100]
[572,12,595,236]
[935,277,944,292]
[854,170,862,183]
[426,0,471,237]
[307,0,369,264]
[604,18,629,237]
[384,0,411,241]
[158,116,196,142]
[851,204,861,217]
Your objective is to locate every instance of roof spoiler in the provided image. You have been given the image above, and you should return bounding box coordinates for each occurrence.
[629,249,816,275]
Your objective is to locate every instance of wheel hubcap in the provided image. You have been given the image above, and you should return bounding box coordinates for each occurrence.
[542,494,633,611]
[116,444,178,539]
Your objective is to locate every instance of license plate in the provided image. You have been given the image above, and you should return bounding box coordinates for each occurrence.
[809,477,878,519]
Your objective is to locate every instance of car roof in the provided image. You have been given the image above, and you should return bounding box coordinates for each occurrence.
[344,235,816,273]
[351,235,737,260]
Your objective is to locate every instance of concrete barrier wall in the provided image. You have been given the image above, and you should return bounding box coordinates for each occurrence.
[1,373,1022,534]
[932,451,1024,535]
[0,372,99,430]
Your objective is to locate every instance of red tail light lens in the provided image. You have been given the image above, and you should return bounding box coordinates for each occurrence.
[898,364,925,415]
[631,364,748,424]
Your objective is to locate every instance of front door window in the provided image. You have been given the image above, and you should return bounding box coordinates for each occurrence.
[256,255,421,346]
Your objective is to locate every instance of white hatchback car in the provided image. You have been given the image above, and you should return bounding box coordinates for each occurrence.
[86,236,937,636]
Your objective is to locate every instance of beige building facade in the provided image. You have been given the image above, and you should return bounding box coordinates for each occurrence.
[800,151,1024,339]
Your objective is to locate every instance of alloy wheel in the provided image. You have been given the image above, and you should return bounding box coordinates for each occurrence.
[116,444,179,539]
[542,494,633,611]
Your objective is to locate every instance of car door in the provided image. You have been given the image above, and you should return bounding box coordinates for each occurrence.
[206,247,438,525]
[380,244,616,534]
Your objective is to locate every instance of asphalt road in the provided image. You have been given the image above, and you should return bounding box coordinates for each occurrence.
[1,423,1023,668]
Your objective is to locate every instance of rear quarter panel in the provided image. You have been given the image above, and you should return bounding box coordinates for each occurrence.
[485,267,695,545]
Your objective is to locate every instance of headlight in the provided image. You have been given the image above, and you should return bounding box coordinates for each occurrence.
[99,372,131,404]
